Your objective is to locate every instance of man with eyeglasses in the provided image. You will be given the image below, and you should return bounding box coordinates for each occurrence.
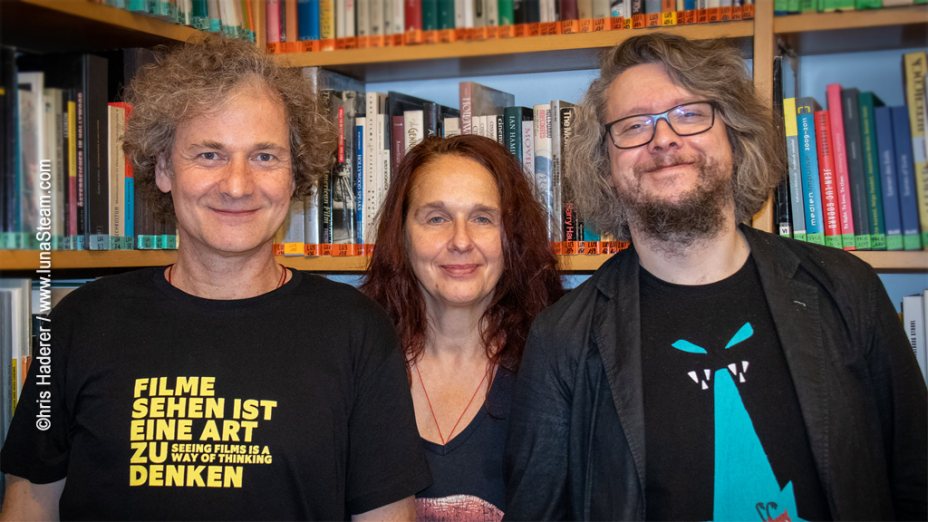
[505,33,926,521]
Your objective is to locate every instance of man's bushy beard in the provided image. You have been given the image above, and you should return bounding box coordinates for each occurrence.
[617,153,733,250]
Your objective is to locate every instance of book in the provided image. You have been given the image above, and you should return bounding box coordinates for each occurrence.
[874,106,903,250]
[825,83,856,249]
[842,87,872,250]
[550,100,575,243]
[796,97,825,245]
[903,293,927,384]
[783,98,806,241]
[890,106,923,250]
[459,81,515,136]
[857,91,887,250]
[903,51,928,247]
[533,103,553,239]
[814,110,843,248]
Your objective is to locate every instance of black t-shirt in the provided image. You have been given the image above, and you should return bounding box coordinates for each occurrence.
[1,268,431,520]
[415,366,514,521]
[640,256,830,521]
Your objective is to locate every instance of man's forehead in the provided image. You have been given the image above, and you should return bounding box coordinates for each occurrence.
[604,64,703,118]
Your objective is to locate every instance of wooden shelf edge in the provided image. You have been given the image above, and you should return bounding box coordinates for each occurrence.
[852,250,928,272]
[19,0,203,43]
[1,248,924,273]
[274,21,754,68]
[773,5,928,34]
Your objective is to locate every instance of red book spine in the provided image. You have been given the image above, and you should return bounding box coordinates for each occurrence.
[815,110,842,246]
[825,83,856,249]
[405,0,423,31]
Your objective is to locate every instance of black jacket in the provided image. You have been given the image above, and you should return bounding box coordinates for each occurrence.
[505,226,927,520]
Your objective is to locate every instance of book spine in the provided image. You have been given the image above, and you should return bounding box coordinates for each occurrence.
[858,92,887,249]
[796,98,825,245]
[825,83,856,249]
[407,0,424,30]
[504,106,522,160]
[560,105,577,243]
[902,294,927,384]
[533,103,552,238]
[520,111,535,185]
[903,51,928,247]
[842,88,872,249]
[815,110,842,248]
[783,98,807,241]
[460,82,473,135]
[82,55,110,251]
[875,106,903,250]
[354,117,365,245]
[891,106,922,250]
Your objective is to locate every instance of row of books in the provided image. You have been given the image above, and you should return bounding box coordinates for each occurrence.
[776,0,926,14]
[96,0,258,41]
[902,288,928,384]
[265,0,757,53]
[275,69,627,258]
[775,50,928,251]
[1,48,178,251]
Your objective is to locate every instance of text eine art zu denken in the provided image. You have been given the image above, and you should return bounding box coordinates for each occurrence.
[129,376,278,488]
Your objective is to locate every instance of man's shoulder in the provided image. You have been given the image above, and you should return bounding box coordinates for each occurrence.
[533,249,631,333]
[744,227,880,293]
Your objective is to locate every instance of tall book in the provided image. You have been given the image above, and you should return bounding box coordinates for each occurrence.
[874,106,904,250]
[795,97,825,245]
[550,100,575,243]
[825,83,856,249]
[533,103,553,239]
[814,110,843,248]
[16,71,44,250]
[857,91,887,250]
[783,98,806,241]
[459,81,514,136]
[903,51,928,246]
[842,88,872,249]
[331,90,360,245]
[902,294,927,384]
[891,106,923,250]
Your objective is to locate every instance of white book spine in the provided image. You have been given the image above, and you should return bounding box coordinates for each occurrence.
[521,119,535,188]
[404,110,424,152]
[444,117,461,137]
[904,293,927,383]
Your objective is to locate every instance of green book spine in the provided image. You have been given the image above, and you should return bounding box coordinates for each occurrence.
[499,0,515,25]
[858,91,887,250]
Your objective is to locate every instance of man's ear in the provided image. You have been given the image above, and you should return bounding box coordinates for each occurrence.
[155,155,172,193]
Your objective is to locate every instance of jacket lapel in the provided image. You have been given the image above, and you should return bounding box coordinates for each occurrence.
[743,227,834,511]
[594,249,648,499]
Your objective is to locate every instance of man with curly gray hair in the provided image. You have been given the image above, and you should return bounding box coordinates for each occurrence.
[1,36,428,520]
[506,33,926,521]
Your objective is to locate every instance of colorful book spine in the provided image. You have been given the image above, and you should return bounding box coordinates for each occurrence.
[825,83,856,249]
[783,98,807,242]
[842,88,872,249]
[815,110,843,248]
[874,106,903,250]
[857,91,887,250]
[796,97,825,245]
[891,106,923,250]
[903,51,928,247]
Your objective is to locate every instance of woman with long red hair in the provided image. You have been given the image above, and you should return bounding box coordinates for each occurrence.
[362,135,563,520]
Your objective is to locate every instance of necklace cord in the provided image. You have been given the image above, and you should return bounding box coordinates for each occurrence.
[415,361,491,445]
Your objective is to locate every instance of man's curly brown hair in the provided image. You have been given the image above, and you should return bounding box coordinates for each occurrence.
[122,35,336,222]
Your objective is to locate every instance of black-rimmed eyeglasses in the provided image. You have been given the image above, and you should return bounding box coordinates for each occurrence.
[603,101,716,149]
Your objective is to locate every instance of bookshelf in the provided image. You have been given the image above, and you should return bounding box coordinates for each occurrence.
[0,1,925,275]
[1,0,202,52]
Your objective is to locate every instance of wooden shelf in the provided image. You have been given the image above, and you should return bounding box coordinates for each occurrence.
[273,21,754,81]
[1,0,201,52]
[2,248,925,273]
[852,250,928,272]
[773,5,928,55]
